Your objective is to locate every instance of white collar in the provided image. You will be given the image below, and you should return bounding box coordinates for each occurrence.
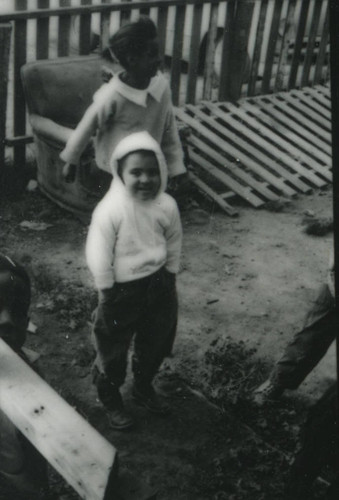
[114,72,166,107]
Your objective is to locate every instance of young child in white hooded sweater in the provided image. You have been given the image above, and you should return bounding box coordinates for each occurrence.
[86,131,182,430]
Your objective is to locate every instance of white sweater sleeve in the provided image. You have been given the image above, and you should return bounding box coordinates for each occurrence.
[165,202,183,274]
[86,205,116,289]
[161,100,187,178]
[60,101,99,165]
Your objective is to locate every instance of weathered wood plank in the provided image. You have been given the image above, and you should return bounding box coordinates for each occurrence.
[261,0,284,94]
[175,107,297,197]
[157,5,168,59]
[189,171,239,215]
[0,339,117,500]
[302,86,331,109]
[205,100,331,182]
[37,0,50,60]
[189,133,279,201]
[100,0,111,51]
[79,0,92,55]
[186,2,203,104]
[13,0,27,174]
[301,0,322,87]
[170,4,186,105]
[0,23,11,178]
[314,3,329,84]
[58,0,71,56]
[288,0,310,89]
[268,93,331,136]
[288,89,331,120]
[240,99,332,165]
[203,3,219,100]
[185,103,312,193]
[247,0,268,96]
[199,102,326,187]
[189,149,262,207]
[218,0,235,100]
[274,0,297,92]
[250,96,332,154]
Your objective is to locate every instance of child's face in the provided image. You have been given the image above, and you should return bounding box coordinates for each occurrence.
[129,38,161,80]
[0,271,29,350]
[120,151,161,201]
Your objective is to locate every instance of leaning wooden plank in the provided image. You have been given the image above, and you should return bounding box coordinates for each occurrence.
[175,107,296,197]
[261,0,283,94]
[189,172,239,216]
[288,0,310,88]
[266,94,331,141]
[0,338,117,500]
[247,0,269,96]
[279,92,331,131]
[288,89,331,120]
[302,87,331,110]
[185,104,312,193]
[189,134,279,201]
[251,97,332,155]
[199,102,326,188]
[37,0,50,60]
[189,136,277,207]
[314,5,329,84]
[239,100,332,168]
[208,100,331,181]
[186,2,203,104]
[170,4,186,105]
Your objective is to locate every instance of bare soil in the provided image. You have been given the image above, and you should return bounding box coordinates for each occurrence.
[0,183,335,499]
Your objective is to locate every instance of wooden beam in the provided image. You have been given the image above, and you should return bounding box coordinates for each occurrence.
[0,338,118,500]
[0,23,12,177]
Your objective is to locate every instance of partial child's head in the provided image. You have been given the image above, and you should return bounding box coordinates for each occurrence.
[118,149,161,201]
[0,254,30,350]
[103,16,161,79]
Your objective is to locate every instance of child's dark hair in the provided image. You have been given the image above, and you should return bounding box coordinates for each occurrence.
[117,149,158,179]
[102,16,157,68]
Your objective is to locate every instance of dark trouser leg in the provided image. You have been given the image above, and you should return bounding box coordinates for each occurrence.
[132,269,178,388]
[284,383,337,499]
[91,286,139,409]
[270,285,336,390]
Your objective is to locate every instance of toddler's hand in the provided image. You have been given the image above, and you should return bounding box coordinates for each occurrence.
[62,163,76,183]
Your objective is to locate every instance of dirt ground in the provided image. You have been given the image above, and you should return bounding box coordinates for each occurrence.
[0,181,336,499]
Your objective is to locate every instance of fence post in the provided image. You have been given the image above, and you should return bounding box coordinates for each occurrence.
[0,22,12,189]
[223,0,255,102]
[12,0,27,193]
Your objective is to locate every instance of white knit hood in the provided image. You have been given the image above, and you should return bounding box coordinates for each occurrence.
[110,131,168,196]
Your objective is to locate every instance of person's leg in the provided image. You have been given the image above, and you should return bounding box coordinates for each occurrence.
[0,409,49,499]
[132,268,178,414]
[254,285,336,404]
[91,285,143,429]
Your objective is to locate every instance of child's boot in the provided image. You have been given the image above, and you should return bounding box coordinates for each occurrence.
[93,368,134,430]
[132,382,170,415]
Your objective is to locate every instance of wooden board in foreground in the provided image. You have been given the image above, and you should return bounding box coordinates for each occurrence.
[0,338,117,500]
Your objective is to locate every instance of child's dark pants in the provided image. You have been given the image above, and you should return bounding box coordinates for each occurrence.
[91,267,178,409]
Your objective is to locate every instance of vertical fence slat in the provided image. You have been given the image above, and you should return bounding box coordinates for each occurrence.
[0,23,12,178]
[314,1,329,84]
[247,0,268,96]
[226,0,255,101]
[170,4,186,106]
[301,0,323,87]
[58,0,71,56]
[100,0,111,51]
[157,5,168,60]
[218,0,235,100]
[274,0,297,92]
[261,0,284,94]
[79,0,92,55]
[203,3,219,100]
[37,0,50,59]
[186,3,203,104]
[13,0,27,176]
[288,0,311,89]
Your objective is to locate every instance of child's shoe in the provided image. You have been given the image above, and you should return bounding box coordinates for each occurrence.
[132,384,170,415]
[107,407,134,430]
[252,379,284,406]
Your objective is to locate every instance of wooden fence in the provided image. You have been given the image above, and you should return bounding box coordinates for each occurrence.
[0,0,330,173]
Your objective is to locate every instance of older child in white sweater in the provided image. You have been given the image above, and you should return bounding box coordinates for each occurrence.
[86,131,182,430]
[61,16,186,185]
